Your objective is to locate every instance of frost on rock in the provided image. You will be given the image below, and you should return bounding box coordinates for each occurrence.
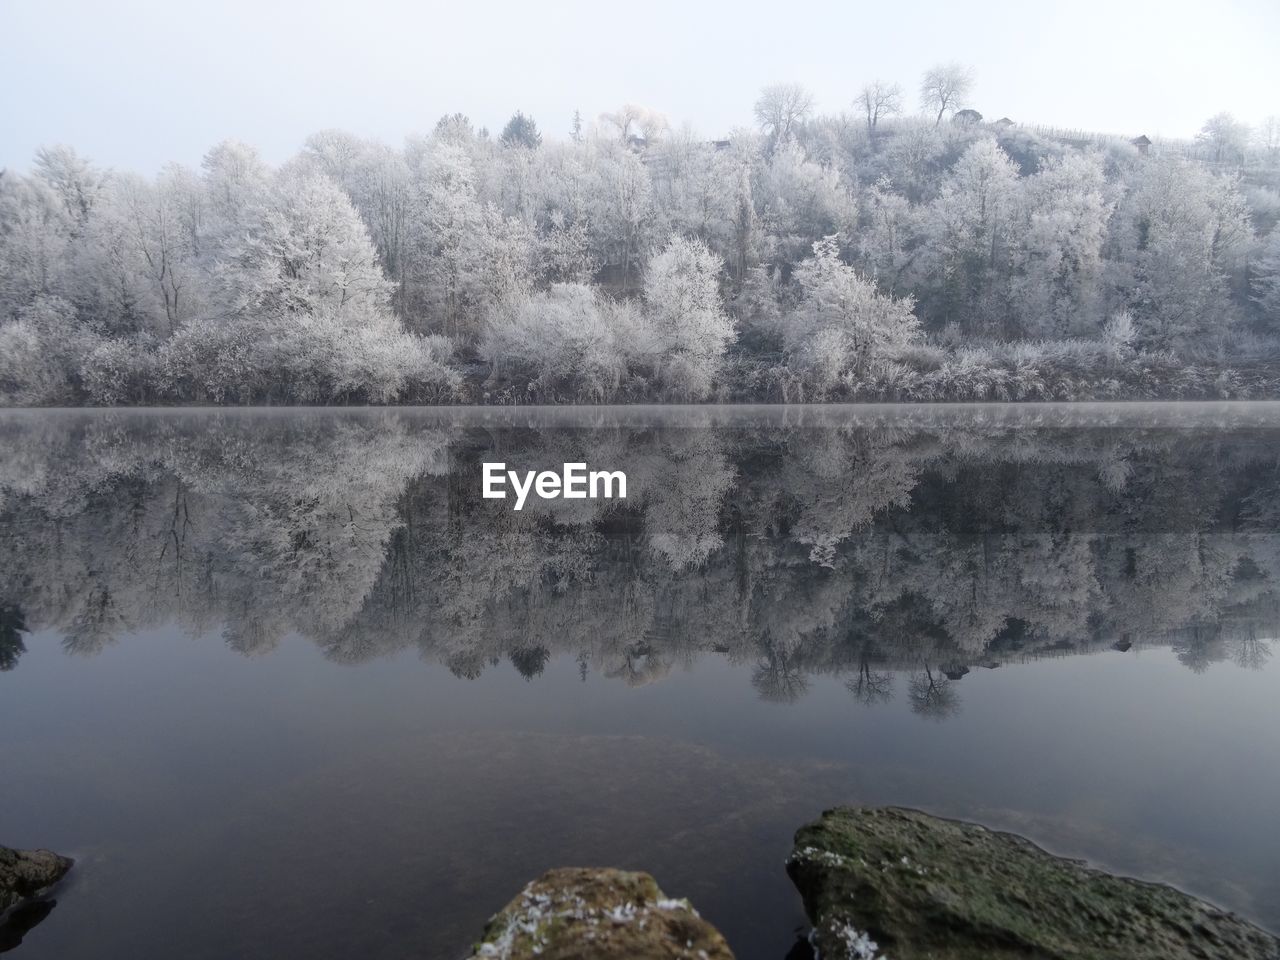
[787,845,850,869]
[830,919,887,959]
[806,921,889,960]
[605,902,638,924]
[655,897,700,917]
[467,867,734,959]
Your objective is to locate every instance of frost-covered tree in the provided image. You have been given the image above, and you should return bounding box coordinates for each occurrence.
[1113,158,1253,345]
[724,137,760,282]
[648,130,738,258]
[33,145,104,229]
[878,122,948,203]
[480,283,652,400]
[1011,153,1111,336]
[433,113,475,143]
[1253,227,1280,327]
[643,235,734,398]
[755,138,858,269]
[0,296,94,404]
[162,168,454,403]
[300,133,413,308]
[599,104,668,143]
[753,83,815,142]
[586,142,653,292]
[1198,112,1250,165]
[219,169,394,320]
[412,140,481,334]
[923,139,1020,331]
[539,210,597,284]
[1256,117,1280,163]
[409,140,534,337]
[5,95,1280,408]
[201,140,269,241]
[858,81,903,134]
[86,167,207,334]
[0,172,72,318]
[920,63,974,127]
[786,235,920,390]
[856,176,920,295]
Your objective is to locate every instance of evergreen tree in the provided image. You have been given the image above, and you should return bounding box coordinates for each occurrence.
[500,111,542,149]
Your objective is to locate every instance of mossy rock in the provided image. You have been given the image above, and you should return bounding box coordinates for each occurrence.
[468,867,733,959]
[0,846,74,914]
[787,806,1280,960]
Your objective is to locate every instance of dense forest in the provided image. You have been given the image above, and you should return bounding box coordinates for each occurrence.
[1,409,1275,706]
[2,67,1280,405]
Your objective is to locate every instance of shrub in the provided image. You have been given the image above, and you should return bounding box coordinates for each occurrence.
[81,336,158,404]
[0,296,94,405]
[480,283,652,402]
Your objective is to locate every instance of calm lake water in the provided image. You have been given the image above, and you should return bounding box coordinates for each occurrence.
[2,404,1279,959]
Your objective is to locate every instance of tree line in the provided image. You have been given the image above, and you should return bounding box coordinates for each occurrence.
[2,67,1279,405]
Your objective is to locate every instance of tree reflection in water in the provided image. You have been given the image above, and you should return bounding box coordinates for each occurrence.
[1,405,1276,716]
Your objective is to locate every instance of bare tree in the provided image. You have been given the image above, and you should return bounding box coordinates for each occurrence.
[1231,633,1272,670]
[600,104,644,142]
[1256,116,1280,162]
[920,63,974,127]
[753,83,815,141]
[858,80,903,135]
[1198,112,1250,164]
[599,103,668,144]
[907,665,959,719]
[846,654,894,705]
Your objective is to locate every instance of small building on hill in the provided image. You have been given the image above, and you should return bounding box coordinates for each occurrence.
[994,117,1015,128]
[1131,134,1152,156]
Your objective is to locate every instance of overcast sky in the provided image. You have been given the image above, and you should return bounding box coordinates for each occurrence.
[3,0,1277,173]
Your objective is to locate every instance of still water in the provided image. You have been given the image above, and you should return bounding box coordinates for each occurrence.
[1,404,1279,959]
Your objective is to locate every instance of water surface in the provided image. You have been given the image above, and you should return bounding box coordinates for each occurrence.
[2,404,1279,958]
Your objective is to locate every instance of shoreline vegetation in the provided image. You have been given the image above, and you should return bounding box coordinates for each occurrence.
[2,70,1279,407]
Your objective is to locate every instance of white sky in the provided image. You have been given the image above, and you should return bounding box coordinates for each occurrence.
[2,0,1277,173]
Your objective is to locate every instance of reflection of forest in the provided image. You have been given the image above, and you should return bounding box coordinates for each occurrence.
[1,410,1276,713]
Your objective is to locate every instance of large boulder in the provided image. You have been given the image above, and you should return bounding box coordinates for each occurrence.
[0,845,73,914]
[787,806,1280,960]
[467,867,734,959]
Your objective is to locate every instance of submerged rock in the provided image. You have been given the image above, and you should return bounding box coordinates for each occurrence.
[0,845,73,914]
[467,867,733,960]
[787,807,1280,960]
